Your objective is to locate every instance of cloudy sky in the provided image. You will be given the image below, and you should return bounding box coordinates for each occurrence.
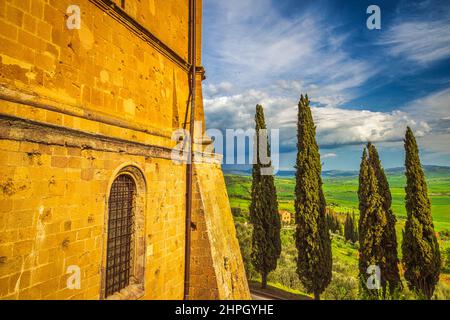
[202,0,450,171]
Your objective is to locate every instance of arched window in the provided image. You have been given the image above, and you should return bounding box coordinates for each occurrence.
[105,174,136,297]
[102,165,146,300]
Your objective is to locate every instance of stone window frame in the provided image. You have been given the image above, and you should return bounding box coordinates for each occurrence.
[100,164,147,300]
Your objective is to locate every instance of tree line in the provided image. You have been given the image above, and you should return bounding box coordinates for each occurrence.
[325,209,358,243]
[249,95,441,300]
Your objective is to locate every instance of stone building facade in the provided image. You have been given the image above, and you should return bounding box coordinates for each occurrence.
[0,0,250,300]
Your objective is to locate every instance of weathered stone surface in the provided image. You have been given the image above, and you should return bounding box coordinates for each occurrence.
[0,0,249,300]
[191,164,251,300]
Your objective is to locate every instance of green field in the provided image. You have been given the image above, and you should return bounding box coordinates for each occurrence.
[225,170,450,299]
[226,171,450,230]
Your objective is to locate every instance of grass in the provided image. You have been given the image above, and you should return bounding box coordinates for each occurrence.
[225,171,450,231]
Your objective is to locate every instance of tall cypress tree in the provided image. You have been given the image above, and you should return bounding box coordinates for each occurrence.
[294,94,332,300]
[402,127,440,299]
[345,213,356,242]
[367,143,401,292]
[249,104,281,289]
[358,152,387,298]
[352,211,359,243]
[358,148,369,243]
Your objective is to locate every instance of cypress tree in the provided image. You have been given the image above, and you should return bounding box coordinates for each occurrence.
[344,213,349,240]
[402,127,440,299]
[337,216,342,235]
[345,213,355,242]
[249,104,281,289]
[352,212,359,243]
[326,212,330,227]
[358,148,369,242]
[367,143,401,292]
[337,215,342,234]
[326,212,333,233]
[294,94,332,300]
[358,154,387,298]
[327,211,341,234]
[351,214,356,242]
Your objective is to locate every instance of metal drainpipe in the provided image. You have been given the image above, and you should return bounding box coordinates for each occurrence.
[184,0,196,301]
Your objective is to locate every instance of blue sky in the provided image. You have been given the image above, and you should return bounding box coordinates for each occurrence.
[202,0,450,171]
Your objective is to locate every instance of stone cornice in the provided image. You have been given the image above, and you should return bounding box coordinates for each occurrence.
[0,114,222,164]
[0,84,172,139]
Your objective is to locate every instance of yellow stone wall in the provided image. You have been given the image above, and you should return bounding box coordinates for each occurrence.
[0,0,192,136]
[110,0,190,61]
[191,163,251,299]
[0,0,249,300]
[0,137,185,299]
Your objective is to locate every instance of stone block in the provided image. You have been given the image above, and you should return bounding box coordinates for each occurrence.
[6,3,23,27]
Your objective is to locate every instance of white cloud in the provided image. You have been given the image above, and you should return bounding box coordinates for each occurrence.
[322,153,337,159]
[204,89,431,150]
[402,87,450,155]
[312,107,429,147]
[204,82,234,97]
[202,0,450,167]
[203,0,376,103]
[271,80,348,107]
[405,87,450,124]
[380,19,450,64]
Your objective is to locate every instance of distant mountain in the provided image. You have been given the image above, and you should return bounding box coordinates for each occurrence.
[322,170,358,178]
[223,165,450,178]
[386,165,450,175]
[222,169,297,177]
[222,169,251,176]
[276,170,297,177]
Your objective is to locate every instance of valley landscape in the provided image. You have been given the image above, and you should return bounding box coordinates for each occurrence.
[225,166,450,299]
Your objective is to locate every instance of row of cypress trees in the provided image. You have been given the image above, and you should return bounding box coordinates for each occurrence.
[344,213,358,243]
[250,95,332,299]
[249,95,440,300]
[326,209,359,243]
[358,142,401,296]
[327,210,343,235]
[358,128,441,299]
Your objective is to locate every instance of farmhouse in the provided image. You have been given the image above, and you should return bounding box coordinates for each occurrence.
[279,210,292,225]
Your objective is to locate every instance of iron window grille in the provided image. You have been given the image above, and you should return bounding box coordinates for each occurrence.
[105,174,136,297]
